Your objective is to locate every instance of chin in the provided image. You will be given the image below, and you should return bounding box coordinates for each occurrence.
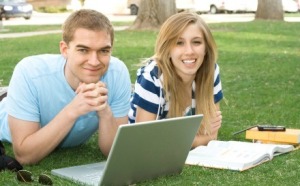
[82,79,100,84]
[184,70,198,75]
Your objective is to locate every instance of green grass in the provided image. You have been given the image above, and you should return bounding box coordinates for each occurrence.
[0,22,132,34]
[1,20,300,185]
[284,12,300,17]
[0,24,62,33]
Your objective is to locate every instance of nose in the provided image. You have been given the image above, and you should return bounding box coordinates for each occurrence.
[184,43,194,54]
[88,52,101,66]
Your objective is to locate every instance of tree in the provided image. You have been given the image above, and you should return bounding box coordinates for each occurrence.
[129,0,177,30]
[255,0,284,21]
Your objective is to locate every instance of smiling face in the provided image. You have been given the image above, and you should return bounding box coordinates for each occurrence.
[169,23,206,83]
[60,28,112,90]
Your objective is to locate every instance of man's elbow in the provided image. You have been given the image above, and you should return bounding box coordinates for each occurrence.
[14,151,40,165]
[99,144,111,158]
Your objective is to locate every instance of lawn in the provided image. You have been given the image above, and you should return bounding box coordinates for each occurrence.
[0,21,132,34]
[0,20,300,185]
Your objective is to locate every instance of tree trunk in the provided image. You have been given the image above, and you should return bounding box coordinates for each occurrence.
[0,20,2,30]
[255,0,284,20]
[129,0,177,30]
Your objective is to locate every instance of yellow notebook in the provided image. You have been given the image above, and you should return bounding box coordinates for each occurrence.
[245,128,300,144]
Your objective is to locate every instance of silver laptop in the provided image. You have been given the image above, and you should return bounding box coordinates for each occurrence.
[51,114,203,186]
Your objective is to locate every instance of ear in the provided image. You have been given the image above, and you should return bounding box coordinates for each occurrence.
[60,41,68,58]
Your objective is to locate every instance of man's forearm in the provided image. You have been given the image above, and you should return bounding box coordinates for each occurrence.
[97,106,118,156]
[10,105,78,165]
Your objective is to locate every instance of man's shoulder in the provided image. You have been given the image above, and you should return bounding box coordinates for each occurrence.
[14,54,64,79]
[17,54,63,68]
[18,54,63,67]
[110,56,125,64]
[109,56,128,71]
[102,56,130,82]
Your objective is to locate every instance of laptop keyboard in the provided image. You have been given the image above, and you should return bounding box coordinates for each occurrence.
[85,171,103,181]
[83,162,106,181]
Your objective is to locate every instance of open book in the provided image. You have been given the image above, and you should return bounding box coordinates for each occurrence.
[185,140,294,171]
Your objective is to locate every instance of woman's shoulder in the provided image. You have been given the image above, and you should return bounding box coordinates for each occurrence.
[215,63,220,71]
[138,59,159,78]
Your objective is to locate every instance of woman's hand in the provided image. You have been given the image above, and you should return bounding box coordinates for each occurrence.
[209,111,222,135]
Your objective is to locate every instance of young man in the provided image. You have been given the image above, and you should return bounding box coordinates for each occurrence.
[0,9,131,165]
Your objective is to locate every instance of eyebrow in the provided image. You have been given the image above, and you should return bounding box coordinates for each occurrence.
[76,44,112,50]
[178,36,204,40]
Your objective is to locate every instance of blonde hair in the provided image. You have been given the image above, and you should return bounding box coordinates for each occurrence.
[62,9,114,45]
[154,12,217,134]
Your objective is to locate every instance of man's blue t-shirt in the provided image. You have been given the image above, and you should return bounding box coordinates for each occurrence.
[0,54,131,147]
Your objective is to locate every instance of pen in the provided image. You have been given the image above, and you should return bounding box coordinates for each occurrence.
[232,125,258,136]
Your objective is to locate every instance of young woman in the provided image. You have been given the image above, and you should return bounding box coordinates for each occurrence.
[128,12,223,148]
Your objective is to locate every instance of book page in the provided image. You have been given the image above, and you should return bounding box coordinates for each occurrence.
[226,141,294,158]
[185,140,294,171]
[206,141,294,158]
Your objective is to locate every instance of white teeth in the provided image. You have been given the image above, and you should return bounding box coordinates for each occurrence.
[183,60,195,64]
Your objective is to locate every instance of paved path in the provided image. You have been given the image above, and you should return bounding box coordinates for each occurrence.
[0,12,299,39]
[0,12,133,38]
[0,26,128,39]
